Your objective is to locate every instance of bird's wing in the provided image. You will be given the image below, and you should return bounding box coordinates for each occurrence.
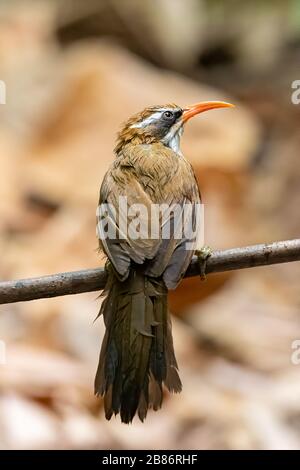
[97,159,162,279]
[145,195,202,289]
[97,144,202,287]
[142,147,202,289]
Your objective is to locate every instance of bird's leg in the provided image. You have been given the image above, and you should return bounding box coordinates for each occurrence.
[195,246,212,281]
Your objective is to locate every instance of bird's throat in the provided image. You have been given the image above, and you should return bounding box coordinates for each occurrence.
[162,125,183,156]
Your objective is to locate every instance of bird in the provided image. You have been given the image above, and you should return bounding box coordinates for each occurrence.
[95,100,234,423]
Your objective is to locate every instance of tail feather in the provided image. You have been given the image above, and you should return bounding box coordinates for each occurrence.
[94,266,181,423]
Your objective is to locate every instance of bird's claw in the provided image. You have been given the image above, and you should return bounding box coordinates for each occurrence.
[195,246,212,281]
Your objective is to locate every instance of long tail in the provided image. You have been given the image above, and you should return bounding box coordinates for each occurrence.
[94,266,182,423]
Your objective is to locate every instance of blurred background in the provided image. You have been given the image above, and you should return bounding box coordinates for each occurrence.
[0,0,300,450]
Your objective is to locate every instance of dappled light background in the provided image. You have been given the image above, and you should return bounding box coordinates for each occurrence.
[1,0,300,449]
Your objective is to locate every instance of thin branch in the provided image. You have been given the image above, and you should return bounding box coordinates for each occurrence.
[0,239,300,305]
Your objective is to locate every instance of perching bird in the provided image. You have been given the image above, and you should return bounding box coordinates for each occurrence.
[95,100,234,423]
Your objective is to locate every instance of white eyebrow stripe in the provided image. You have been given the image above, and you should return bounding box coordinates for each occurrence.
[130,107,180,129]
[130,111,163,128]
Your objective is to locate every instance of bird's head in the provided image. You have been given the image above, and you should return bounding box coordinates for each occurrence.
[115,101,234,155]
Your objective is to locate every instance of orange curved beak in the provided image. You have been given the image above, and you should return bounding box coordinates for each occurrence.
[182,101,235,122]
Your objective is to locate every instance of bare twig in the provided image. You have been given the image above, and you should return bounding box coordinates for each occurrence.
[0,239,299,305]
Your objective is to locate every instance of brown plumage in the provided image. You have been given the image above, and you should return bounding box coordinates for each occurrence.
[95,100,234,423]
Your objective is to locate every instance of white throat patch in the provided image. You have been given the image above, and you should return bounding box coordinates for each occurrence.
[162,122,184,155]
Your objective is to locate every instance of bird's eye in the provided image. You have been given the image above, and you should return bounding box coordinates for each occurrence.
[163,111,173,119]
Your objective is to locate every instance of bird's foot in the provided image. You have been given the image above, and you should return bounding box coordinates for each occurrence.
[195,246,212,281]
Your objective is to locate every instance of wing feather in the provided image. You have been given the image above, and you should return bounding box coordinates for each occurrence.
[97,143,201,286]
